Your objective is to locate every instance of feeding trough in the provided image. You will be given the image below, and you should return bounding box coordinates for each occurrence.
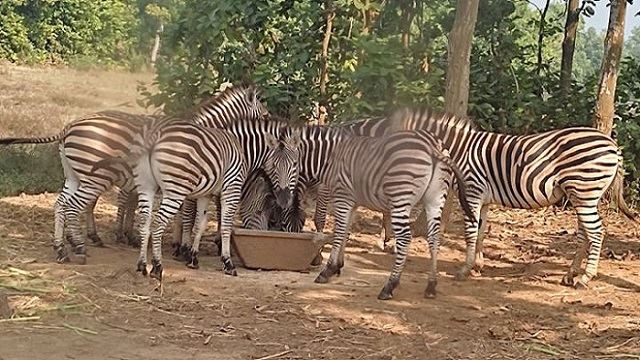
[231,228,330,271]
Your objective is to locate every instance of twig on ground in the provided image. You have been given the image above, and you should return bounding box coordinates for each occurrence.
[62,323,98,335]
[0,315,40,323]
[253,349,292,360]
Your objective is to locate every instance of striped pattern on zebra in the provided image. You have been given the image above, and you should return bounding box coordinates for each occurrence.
[167,117,308,267]
[237,170,305,231]
[313,129,474,300]
[0,85,267,264]
[0,110,152,263]
[377,107,635,288]
[91,119,301,279]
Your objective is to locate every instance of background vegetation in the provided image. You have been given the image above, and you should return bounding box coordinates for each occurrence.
[0,0,639,201]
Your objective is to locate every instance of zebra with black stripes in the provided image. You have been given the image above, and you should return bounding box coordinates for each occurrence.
[167,116,308,268]
[313,129,474,300]
[92,119,301,278]
[359,107,635,288]
[0,85,267,264]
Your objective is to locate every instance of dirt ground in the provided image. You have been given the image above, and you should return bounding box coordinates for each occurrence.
[0,192,639,360]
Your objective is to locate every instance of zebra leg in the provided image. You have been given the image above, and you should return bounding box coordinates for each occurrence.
[382,212,396,254]
[212,195,223,257]
[455,198,484,281]
[313,185,329,233]
[114,188,130,244]
[219,184,242,276]
[123,192,139,247]
[378,207,413,300]
[64,185,103,264]
[53,183,74,263]
[149,196,185,281]
[572,203,604,288]
[186,197,211,269]
[173,199,195,261]
[473,205,490,273]
[561,225,588,287]
[135,190,155,276]
[85,199,104,246]
[315,199,354,283]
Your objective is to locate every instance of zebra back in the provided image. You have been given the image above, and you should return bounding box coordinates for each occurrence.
[191,84,268,128]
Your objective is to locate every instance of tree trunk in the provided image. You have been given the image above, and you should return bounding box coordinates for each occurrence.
[318,0,335,125]
[150,23,164,67]
[593,0,627,135]
[415,0,479,236]
[401,1,416,49]
[559,0,580,97]
[535,0,551,88]
[593,0,627,209]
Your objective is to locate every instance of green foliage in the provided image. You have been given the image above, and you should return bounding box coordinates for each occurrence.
[0,0,180,69]
[0,0,33,62]
[0,146,63,197]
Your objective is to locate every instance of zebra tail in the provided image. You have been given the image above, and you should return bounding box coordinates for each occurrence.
[614,157,636,221]
[0,132,62,145]
[435,151,476,224]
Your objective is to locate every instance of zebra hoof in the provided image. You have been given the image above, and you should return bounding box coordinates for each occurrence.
[560,274,575,287]
[378,278,399,300]
[314,274,329,284]
[136,260,148,276]
[55,250,70,264]
[150,260,163,281]
[222,256,236,276]
[424,280,437,299]
[88,233,104,247]
[377,291,393,301]
[186,251,199,269]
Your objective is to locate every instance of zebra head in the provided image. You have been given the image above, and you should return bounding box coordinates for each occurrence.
[240,84,269,120]
[264,128,302,209]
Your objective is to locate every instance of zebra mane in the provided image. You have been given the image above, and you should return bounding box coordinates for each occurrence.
[389,106,477,133]
[195,83,258,112]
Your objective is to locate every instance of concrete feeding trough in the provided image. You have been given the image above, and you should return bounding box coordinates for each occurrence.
[231,228,330,271]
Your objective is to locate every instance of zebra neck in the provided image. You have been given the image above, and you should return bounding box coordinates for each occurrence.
[428,123,475,166]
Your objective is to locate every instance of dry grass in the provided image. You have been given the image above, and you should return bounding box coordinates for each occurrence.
[0,63,155,196]
[0,62,153,137]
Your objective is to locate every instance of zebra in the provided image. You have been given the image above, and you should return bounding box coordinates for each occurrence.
[237,169,304,231]
[0,85,267,264]
[240,115,402,246]
[312,129,474,300]
[163,116,310,268]
[354,107,635,288]
[91,119,302,279]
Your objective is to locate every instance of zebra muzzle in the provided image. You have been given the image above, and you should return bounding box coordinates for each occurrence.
[274,188,293,209]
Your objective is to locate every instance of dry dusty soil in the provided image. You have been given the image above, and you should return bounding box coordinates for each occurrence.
[0,193,639,360]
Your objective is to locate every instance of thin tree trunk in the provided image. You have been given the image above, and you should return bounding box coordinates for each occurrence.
[535,0,551,83]
[150,22,164,67]
[559,0,580,97]
[593,0,627,135]
[401,1,415,49]
[593,0,627,209]
[318,0,335,125]
[415,0,479,236]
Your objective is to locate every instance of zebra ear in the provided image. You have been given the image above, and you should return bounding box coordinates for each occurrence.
[265,133,279,150]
